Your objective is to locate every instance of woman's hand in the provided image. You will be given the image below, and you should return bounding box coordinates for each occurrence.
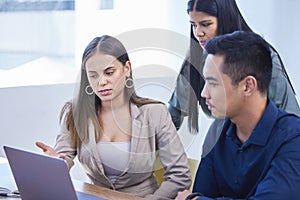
[35,142,66,159]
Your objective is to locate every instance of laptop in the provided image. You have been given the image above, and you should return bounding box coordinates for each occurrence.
[3,145,106,200]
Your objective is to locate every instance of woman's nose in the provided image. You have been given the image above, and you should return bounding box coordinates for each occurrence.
[98,74,107,85]
[195,26,205,38]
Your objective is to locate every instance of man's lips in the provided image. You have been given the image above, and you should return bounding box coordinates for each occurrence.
[206,102,213,110]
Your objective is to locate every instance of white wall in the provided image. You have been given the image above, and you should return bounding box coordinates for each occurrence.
[0,84,73,154]
[0,83,87,180]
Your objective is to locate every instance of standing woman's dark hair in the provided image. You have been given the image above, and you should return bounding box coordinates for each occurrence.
[187,0,252,34]
[169,0,299,133]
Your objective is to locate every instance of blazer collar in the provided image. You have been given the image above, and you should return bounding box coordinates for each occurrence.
[122,103,142,174]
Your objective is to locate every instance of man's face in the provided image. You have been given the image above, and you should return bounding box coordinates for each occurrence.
[201,54,243,119]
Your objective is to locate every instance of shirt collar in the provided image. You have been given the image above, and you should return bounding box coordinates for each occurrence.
[247,99,279,146]
[226,99,279,146]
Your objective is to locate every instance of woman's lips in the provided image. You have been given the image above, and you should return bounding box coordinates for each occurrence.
[199,40,206,46]
[99,89,112,96]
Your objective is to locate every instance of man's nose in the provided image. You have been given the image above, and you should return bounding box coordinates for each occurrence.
[201,82,209,99]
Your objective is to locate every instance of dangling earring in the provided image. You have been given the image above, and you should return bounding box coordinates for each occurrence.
[85,85,94,95]
[125,77,134,88]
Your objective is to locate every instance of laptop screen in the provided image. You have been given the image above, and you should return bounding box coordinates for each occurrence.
[4,145,105,200]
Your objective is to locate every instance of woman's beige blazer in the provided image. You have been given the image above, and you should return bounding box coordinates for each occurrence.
[54,103,191,200]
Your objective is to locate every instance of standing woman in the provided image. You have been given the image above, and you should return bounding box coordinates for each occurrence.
[36,35,191,200]
[169,0,300,133]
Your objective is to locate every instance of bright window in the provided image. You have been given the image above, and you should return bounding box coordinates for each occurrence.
[0,0,188,88]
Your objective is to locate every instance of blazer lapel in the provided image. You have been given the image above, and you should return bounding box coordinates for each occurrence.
[85,120,106,175]
[122,103,142,174]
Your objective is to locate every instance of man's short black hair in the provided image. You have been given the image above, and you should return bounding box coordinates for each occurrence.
[204,31,272,94]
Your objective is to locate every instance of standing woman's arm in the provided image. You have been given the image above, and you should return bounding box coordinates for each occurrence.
[267,47,300,116]
[168,58,192,130]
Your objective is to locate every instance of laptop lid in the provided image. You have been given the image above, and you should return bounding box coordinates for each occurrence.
[3,145,105,200]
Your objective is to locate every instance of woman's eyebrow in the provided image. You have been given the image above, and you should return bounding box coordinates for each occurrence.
[103,66,115,72]
[190,19,212,24]
[87,65,115,73]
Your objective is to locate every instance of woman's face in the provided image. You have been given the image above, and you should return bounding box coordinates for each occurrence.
[189,11,218,47]
[85,52,131,103]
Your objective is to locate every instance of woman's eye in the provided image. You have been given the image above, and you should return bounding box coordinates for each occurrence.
[105,71,113,75]
[191,23,197,28]
[202,23,211,28]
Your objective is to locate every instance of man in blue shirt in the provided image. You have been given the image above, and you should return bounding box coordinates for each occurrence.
[176,31,300,200]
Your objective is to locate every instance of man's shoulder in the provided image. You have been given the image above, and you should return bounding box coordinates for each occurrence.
[274,111,300,136]
[276,110,300,124]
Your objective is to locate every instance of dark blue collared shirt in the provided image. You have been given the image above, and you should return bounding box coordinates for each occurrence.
[192,100,300,200]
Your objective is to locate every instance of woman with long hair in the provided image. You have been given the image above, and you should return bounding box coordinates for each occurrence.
[36,35,191,199]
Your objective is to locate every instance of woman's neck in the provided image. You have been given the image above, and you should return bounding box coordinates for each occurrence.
[101,95,129,112]
[101,101,130,114]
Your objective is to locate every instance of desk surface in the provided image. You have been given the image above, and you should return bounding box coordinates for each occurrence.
[0,158,144,200]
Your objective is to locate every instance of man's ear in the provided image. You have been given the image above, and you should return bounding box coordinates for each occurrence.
[243,76,257,96]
